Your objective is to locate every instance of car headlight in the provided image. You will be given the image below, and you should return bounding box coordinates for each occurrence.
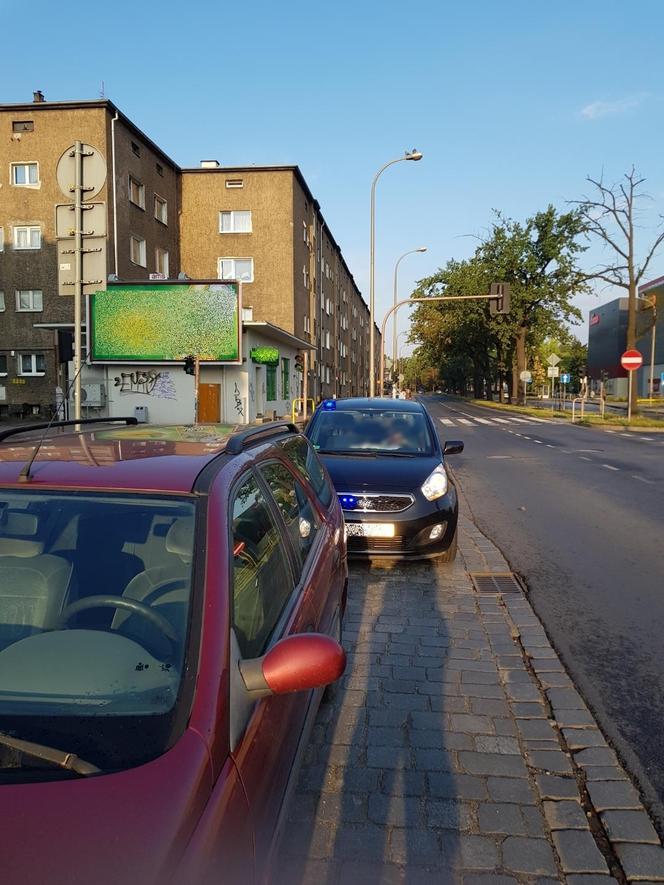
[421,464,448,501]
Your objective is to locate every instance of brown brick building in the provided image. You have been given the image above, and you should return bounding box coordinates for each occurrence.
[0,94,377,417]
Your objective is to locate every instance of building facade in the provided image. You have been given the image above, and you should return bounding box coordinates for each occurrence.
[0,94,378,419]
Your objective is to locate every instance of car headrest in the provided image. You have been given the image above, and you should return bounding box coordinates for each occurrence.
[3,510,39,536]
[165,519,194,564]
[0,538,45,557]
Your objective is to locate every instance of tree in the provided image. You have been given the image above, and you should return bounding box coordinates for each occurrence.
[573,168,664,409]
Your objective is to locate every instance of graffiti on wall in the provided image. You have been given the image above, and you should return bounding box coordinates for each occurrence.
[233,382,244,417]
[113,370,176,399]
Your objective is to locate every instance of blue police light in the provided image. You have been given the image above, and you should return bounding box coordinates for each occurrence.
[339,495,357,510]
[322,399,337,411]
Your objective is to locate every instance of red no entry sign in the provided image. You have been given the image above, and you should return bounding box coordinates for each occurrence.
[621,349,643,371]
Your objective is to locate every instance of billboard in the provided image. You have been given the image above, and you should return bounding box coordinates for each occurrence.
[90,281,241,363]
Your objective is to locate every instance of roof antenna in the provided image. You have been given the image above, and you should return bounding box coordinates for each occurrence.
[18,347,91,482]
[99,80,105,99]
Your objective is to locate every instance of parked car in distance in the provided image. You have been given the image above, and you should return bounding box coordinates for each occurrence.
[305,398,463,560]
[0,418,347,885]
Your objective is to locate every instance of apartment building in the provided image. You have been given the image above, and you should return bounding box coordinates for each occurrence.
[0,94,378,417]
[180,163,377,400]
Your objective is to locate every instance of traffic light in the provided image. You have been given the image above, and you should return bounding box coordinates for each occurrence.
[489,282,511,315]
[294,352,305,373]
[183,355,195,375]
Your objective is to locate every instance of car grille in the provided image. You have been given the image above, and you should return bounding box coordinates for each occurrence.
[338,493,414,513]
[347,535,406,553]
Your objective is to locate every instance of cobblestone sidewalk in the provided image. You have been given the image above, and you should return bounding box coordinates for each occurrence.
[277,514,664,884]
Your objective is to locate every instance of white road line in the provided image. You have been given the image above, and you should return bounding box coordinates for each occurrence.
[640,437,654,442]
[523,435,532,440]
[602,464,619,471]
[579,456,592,461]
[488,455,512,459]
[527,416,551,423]
[457,419,474,425]
[546,444,555,448]
[633,475,655,484]
[533,440,543,444]
[507,417,532,423]
[473,417,493,424]
[490,417,511,424]
[439,418,455,426]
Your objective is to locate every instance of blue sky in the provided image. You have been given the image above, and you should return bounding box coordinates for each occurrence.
[5,0,664,346]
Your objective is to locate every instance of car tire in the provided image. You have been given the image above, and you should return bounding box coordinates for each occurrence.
[322,612,343,704]
[439,527,458,563]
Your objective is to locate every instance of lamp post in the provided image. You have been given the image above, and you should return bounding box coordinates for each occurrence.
[392,248,426,387]
[369,150,423,397]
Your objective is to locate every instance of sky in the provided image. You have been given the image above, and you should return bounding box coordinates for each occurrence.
[4,0,664,349]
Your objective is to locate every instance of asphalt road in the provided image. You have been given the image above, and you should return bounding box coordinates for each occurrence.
[422,395,664,829]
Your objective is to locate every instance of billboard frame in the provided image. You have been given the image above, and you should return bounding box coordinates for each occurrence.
[88,279,243,365]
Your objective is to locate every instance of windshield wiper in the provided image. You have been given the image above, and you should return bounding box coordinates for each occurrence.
[375,452,417,458]
[317,449,377,457]
[0,730,101,776]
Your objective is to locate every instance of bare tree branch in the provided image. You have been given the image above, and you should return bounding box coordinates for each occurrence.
[635,225,664,284]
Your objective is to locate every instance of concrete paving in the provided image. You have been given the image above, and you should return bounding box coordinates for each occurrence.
[276,512,664,884]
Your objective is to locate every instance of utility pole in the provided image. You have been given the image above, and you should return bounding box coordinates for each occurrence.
[194,355,200,425]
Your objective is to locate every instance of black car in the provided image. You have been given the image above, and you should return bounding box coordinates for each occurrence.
[305,398,463,560]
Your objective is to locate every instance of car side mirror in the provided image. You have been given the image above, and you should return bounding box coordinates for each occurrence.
[443,440,464,455]
[239,633,346,699]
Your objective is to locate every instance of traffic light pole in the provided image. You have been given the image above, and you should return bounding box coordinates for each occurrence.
[379,292,507,397]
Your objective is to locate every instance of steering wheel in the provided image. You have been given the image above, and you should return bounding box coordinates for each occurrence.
[56,595,179,656]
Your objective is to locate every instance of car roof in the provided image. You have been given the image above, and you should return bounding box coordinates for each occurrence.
[318,397,425,414]
[0,422,294,493]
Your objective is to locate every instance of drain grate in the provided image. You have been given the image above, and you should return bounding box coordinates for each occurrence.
[470,573,524,594]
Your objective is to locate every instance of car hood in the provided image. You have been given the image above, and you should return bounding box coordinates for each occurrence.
[0,729,212,885]
[319,452,443,494]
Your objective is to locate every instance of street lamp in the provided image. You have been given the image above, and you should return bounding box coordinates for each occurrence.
[369,150,423,397]
[392,248,427,386]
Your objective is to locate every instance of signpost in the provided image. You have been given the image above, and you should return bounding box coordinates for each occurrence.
[519,370,531,404]
[621,349,643,422]
[560,372,570,408]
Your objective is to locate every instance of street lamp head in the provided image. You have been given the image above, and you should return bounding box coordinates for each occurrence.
[405,149,423,161]
[417,247,427,253]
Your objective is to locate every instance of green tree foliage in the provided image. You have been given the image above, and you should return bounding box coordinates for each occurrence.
[408,206,588,403]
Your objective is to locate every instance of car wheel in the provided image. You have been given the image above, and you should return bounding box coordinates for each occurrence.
[438,528,458,563]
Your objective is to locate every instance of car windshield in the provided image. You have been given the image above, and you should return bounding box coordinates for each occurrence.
[309,409,434,455]
[0,490,197,779]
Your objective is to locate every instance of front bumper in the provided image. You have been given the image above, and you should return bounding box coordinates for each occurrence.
[343,489,458,559]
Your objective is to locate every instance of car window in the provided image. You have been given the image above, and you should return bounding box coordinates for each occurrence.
[278,435,333,508]
[231,473,295,659]
[259,461,320,580]
[308,409,433,455]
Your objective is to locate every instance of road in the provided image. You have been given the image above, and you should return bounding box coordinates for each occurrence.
[423,395,664,828]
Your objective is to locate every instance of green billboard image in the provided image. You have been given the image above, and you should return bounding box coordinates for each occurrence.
[90,282,241,362]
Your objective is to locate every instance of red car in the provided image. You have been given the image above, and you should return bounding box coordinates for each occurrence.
[0,418,347,885]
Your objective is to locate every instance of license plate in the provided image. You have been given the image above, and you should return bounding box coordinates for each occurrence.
[345,522,395,538]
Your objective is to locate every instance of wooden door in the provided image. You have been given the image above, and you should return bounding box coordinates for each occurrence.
[199,383,221,423]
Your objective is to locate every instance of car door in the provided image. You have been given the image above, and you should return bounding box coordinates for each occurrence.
[227,467,317,881]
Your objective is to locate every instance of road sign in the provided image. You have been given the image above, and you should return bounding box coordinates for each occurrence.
[546,354,561,367]
[560,373,570,384]
[547,366,559,378]
[621,349,643,371]
[56,144,106,199]
[519,370,532,382]
[56,202,107,238]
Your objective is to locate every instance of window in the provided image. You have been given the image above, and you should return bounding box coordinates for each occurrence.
[281,357,290,400]
[266,364,277,401]
[303,265,309,289]
[16,290,43,312]
[128,175,145,209]
[231,474,294,659]
[304,315,310,334]
[260,462,320,578]
[225,179,244,189]
[154,195,168,224]
[0,355,7,376]
[325,331,330,350]
[12,120,34,132]
[219,210,252,233]
[130,236,146,266]
[0,292,4,312]
[156,162,164,177]
[278,435,333,509]
[155,247,169,276]
[131,141,141,157]
[11,163,38,186]
[19,353,46,376]
[218,257,254,283]
[13,225,41,250]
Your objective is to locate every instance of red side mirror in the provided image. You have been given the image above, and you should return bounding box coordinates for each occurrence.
[239,633,346,698]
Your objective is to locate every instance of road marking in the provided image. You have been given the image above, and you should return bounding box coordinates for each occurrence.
[473,417,493,424]
[457,418,474,425]
[439,418,455,426]
[633,475,655,484]
[640,437,654,442]
[602,464,619,471]
[488,455,512,459]
[490,417,511,424]
[523,435,532,440]
[533,440,543,444]
[579,456,592,461]
[528,416,551,423]
[507,417,532,423]
[546,444,555,448]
